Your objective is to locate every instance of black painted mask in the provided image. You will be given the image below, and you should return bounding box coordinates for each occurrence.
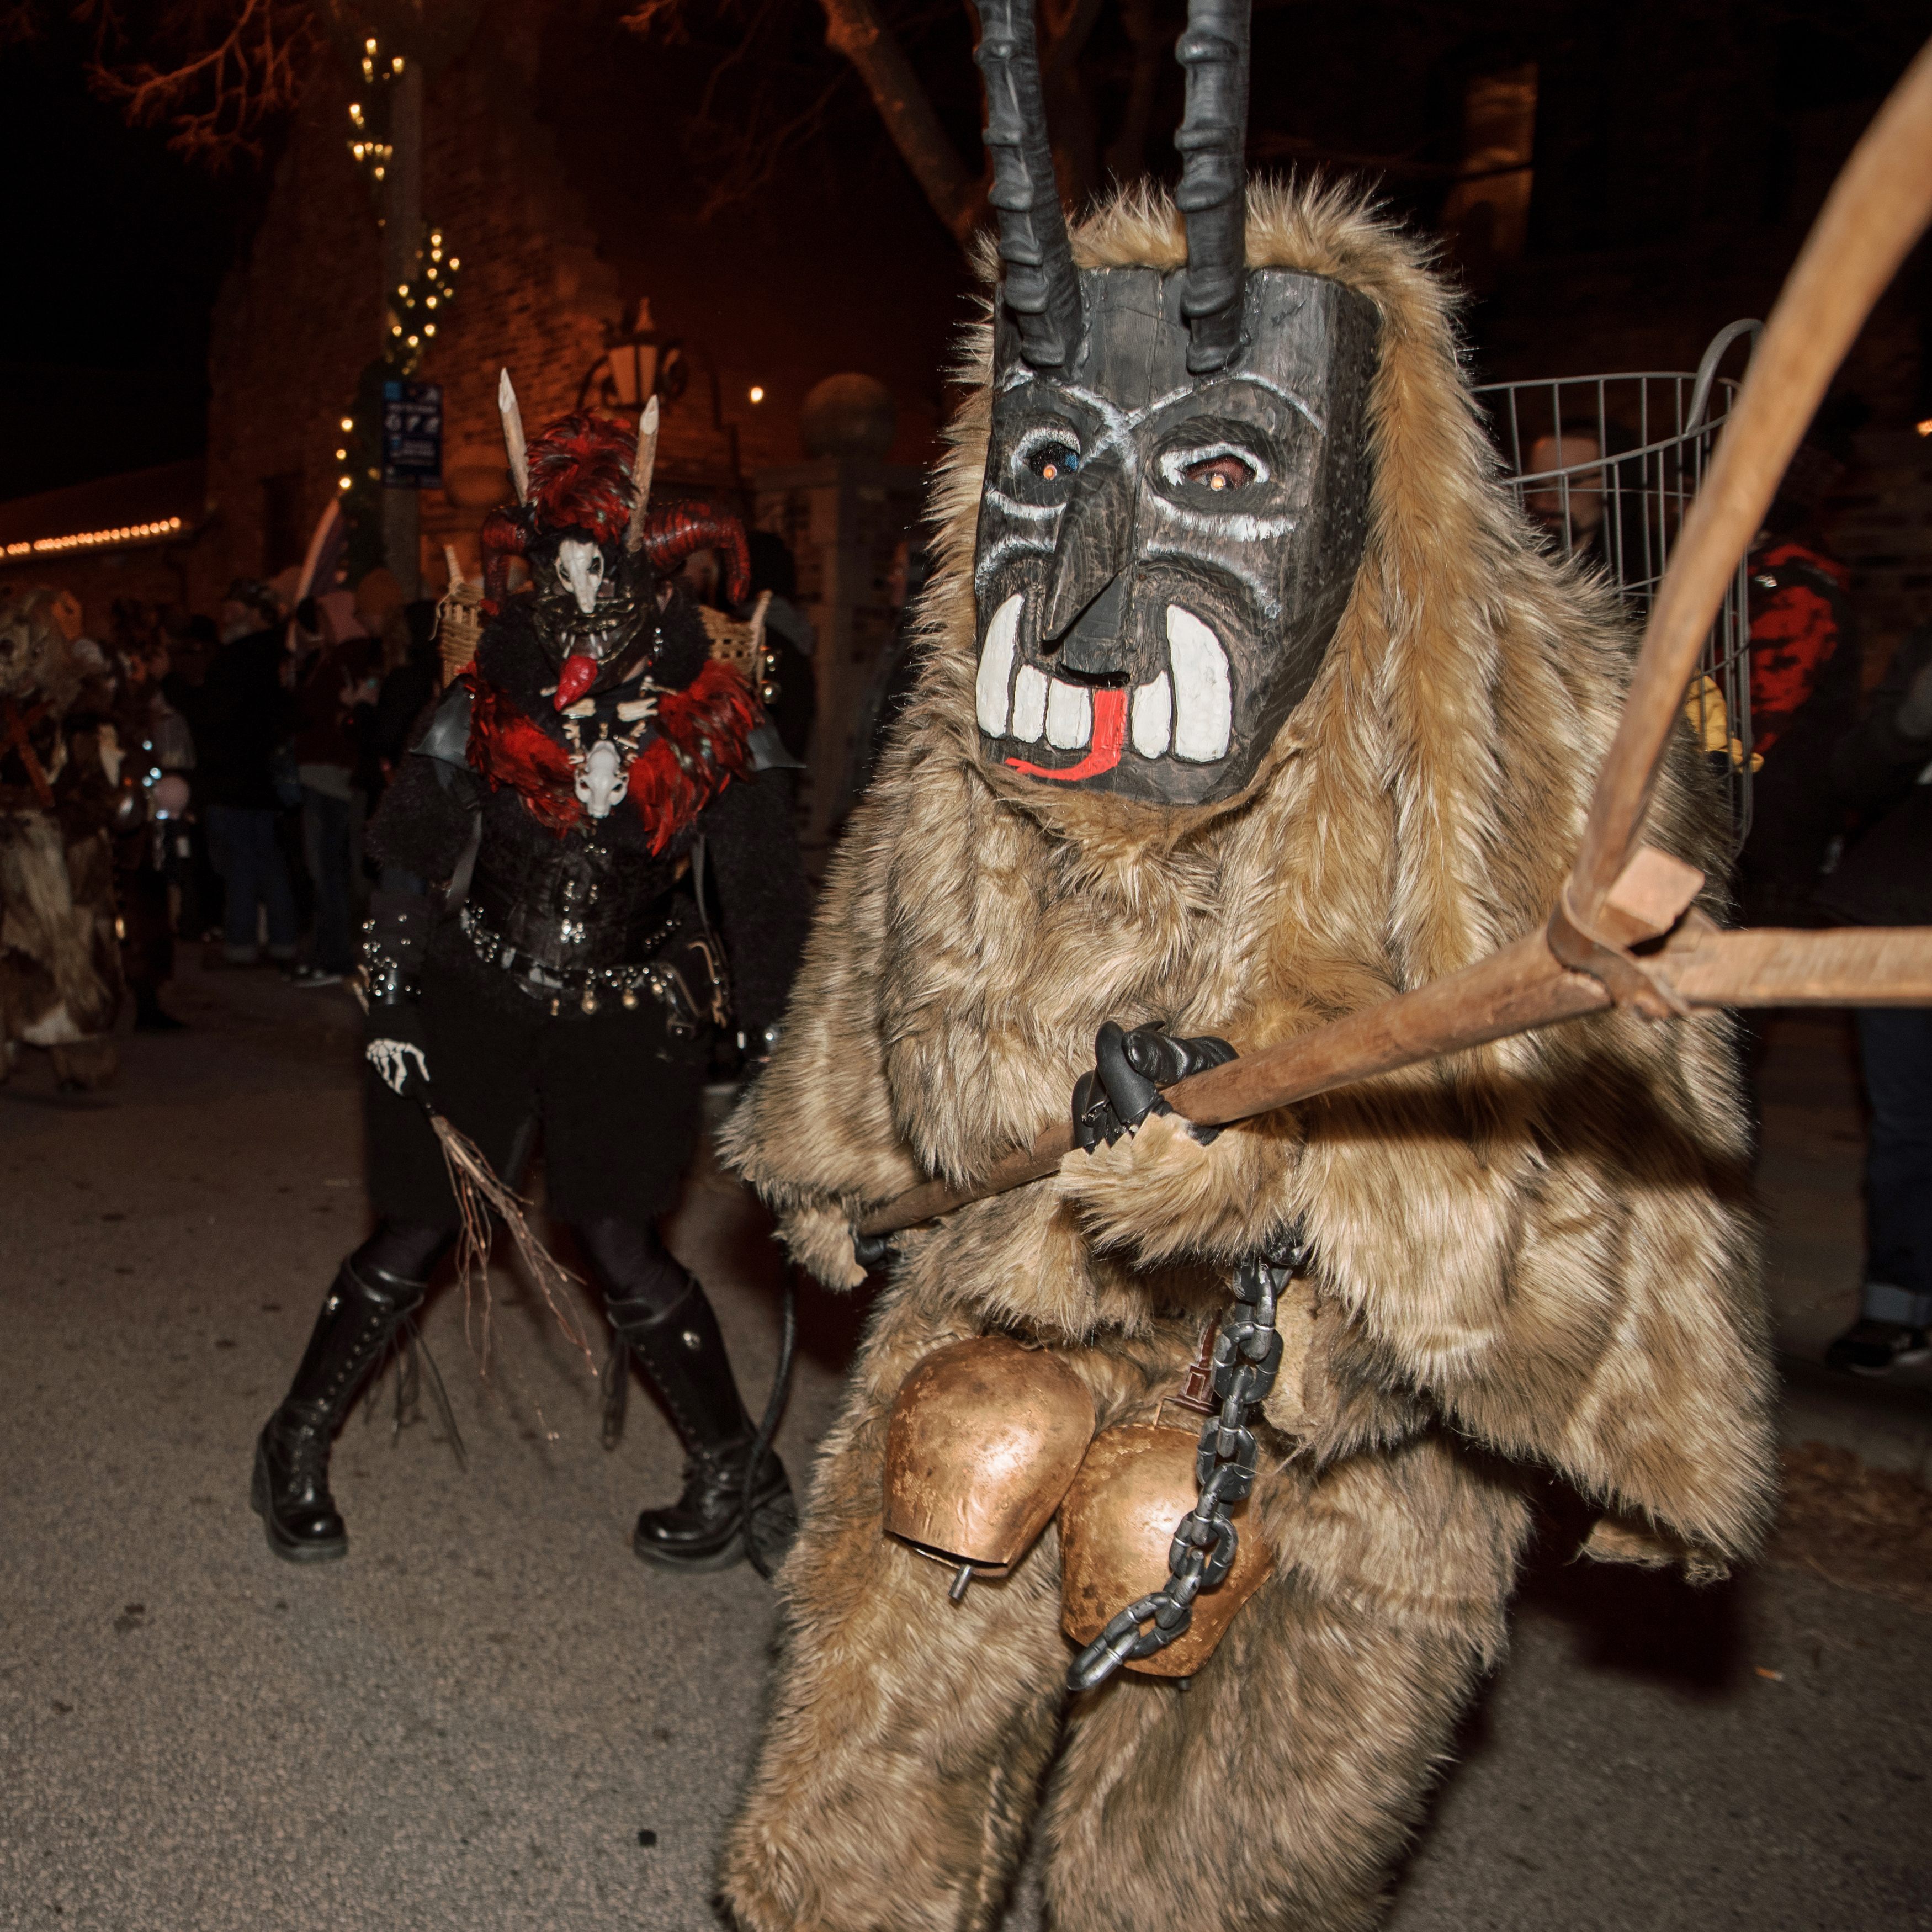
[974,267,1376,805]
[527,530,658,704]
[970,0,1375,806]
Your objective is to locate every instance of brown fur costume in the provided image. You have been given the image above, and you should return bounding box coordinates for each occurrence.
[718,183,1775,1931]
[0,589,124,1086]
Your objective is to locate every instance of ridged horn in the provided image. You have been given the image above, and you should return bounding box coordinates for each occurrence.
[976,0,1084,375]
[498,368,529,504]
[625,396,659,554]
[1174,0,1251,374]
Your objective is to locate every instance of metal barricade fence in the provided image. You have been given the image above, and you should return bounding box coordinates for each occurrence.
[1475,319,1762,845]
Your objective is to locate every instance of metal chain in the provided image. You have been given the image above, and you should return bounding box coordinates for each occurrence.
[1067,1226,1308,1692]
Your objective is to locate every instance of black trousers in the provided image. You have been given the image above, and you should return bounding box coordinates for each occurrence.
[365,951,709,1230]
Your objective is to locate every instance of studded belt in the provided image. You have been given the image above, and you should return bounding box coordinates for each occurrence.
[458,901,702,1032]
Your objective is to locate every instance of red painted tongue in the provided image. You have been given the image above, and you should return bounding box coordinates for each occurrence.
[554,654,598,710]
[1005,687,1127,783]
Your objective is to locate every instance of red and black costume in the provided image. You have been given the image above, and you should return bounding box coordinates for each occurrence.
[252,400,810,1573]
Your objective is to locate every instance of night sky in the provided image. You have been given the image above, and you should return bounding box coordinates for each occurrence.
[3,1,1926,509]
[0,15,264,501]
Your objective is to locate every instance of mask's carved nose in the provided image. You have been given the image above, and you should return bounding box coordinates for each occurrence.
[1039,452,1134,666]
[1052,574,1129,680]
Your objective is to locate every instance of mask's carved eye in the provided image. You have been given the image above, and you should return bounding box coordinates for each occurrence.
[1160,443,1270,495]
[1183,454,1256,492]
[1029,441,1081,482]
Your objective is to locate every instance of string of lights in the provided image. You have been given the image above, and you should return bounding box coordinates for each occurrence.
[385,227,460,380]
[346,35,405,214]
[2,517,186,559]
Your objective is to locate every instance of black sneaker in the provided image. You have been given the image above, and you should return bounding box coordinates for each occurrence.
[1824,1319,1932,1376]
[286,964,344,989]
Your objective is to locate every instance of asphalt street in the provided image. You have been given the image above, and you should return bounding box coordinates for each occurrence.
[1,962,1928,1931]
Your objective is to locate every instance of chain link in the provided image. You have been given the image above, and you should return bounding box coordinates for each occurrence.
[1067,1225,1308,1692]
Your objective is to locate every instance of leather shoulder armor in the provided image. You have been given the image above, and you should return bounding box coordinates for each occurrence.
[415,680,473,770]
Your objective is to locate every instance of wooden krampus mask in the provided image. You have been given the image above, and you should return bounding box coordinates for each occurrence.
[972,0,1378,806]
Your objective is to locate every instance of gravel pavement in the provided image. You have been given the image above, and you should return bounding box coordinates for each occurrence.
[2,963,1927,1931]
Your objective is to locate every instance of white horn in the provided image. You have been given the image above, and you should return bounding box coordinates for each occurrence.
[498,368,529,504]
[627,396,659,551]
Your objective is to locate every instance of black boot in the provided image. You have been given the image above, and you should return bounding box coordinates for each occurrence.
[251,1256,426,1563]
[611,1276,793,1573]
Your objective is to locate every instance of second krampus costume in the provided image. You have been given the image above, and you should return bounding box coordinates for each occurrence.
[252,392,810,1573]
[716,3,1776,1925]
[0,588,128,1090]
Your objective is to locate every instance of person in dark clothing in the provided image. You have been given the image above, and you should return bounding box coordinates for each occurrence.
[361,599,443,896]
[1735,448,1864,927]
[251,400,811,1574]
[367,601,442,783]
[186,582,300,967]
[104,603,184,1030]
[744,530,818,771]
[1818,624,1932,1374]
[288,592,375,986]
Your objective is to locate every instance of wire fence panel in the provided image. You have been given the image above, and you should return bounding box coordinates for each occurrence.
[1475,320,1761,847]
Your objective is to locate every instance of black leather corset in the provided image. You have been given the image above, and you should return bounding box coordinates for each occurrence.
[468,822,681,976]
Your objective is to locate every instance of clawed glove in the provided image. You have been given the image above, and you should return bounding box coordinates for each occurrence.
[361,891,436,1105]
[1071,1020,1238,1153]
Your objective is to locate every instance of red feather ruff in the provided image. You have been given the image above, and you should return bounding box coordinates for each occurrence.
[462,658,758,853]
[624,658,759,854]
[464,675,580,834]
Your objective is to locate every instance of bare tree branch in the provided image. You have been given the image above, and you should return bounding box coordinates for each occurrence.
[816,0,983,242]
[75,0,320,162]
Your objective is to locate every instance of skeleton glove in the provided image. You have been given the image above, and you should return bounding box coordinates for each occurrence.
[1071,1021,1238,1152]
[360,891,436,1105]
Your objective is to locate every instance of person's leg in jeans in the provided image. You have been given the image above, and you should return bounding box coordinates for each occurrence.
[209,804,263,963]
[1828,1006,1932,1371]
[259,809,299,964]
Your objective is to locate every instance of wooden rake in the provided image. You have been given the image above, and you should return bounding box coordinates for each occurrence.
[858,39,1932,1243]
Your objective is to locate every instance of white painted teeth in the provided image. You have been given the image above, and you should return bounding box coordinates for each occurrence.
[976,593,1022,736]
[1130,672,1172,758]
[1045,679,1092,750]
[981,592,1229,766]
[1010,666,1048,743]
[1166,606,1231,763]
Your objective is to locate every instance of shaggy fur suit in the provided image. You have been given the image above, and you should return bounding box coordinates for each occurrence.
[717,184,1777,1931]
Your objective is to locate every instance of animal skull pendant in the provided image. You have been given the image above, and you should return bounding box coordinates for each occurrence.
[574,738,628,818]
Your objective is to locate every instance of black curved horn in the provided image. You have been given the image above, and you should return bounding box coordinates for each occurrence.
[1175,0,1251,373]
[976,0,1083,374]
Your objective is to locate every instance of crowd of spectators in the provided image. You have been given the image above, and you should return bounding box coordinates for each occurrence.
[93,566,444,1022]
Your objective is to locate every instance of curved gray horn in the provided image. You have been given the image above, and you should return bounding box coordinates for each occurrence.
[1175,0,1251,374]
[975,0,1083,375]
[498,368,529,504]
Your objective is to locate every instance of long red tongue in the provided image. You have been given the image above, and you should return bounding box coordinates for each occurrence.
[555,654,598,710]
[1005,687,1128,782]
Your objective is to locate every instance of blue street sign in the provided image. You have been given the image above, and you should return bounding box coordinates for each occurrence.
[381,381,443,488]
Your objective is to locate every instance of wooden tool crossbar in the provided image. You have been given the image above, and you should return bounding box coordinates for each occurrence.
[856,39,1932,1243]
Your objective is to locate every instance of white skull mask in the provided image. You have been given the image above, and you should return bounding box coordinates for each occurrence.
[574,737,627,818]
[556,538,607,615]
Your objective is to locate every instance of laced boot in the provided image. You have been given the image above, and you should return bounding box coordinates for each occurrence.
[251,1257,426,1563]
[612,1276,793,1573]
